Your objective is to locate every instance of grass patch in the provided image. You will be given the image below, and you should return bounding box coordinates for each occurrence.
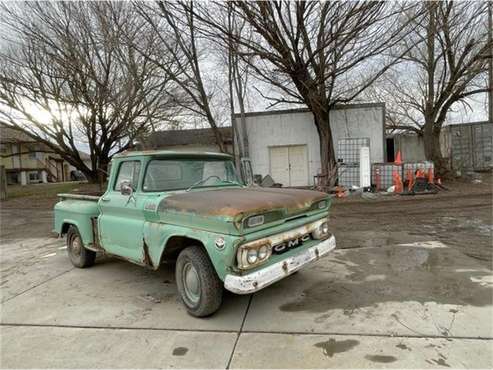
[4,182,101,199]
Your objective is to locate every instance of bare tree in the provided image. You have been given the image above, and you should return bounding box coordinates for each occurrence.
[191,1,420,187]
[0,2,182,182]
[488,1,493,124]
[225,3,252,160]
[133,1,228,152]
[370,1,491,173]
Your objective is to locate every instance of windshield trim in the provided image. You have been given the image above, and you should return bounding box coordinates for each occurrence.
[141,158,243,193]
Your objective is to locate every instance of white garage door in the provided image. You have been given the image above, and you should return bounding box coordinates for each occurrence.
[269,145,308,187]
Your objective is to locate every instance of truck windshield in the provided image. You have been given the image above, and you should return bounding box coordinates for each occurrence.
[142,158,242,192]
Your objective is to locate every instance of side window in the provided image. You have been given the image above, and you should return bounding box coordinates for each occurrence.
[114,161,141,191]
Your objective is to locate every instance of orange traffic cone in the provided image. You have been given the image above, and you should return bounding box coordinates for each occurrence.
[392,170,403,193]
[336,186,346,198]
[427,167,434,184]
[406,169,414,192]
[395,150,402,165]
[416,168,426,178]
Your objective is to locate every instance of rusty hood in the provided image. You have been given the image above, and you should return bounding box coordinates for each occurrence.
[158,187,328,219]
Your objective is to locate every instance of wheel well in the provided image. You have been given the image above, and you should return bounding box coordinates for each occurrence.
[60,222,73,236]
[160,236,206,264]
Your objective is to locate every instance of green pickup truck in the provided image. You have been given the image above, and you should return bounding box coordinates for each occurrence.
[54,151,336,317]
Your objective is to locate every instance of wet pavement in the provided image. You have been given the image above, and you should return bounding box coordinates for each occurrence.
[1,193,492,368]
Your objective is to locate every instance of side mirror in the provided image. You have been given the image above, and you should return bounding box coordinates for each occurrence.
[120,181,133,196]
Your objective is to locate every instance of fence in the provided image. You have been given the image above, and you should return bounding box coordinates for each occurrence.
[337,137,370,188]
[372,163,402,191]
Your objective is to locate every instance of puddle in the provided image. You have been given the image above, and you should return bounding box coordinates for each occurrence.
[435,217,493,237]
[40,252,56,258]
[172,347,188,356]
[396,343,411,351]
[336,230,433,250]
[279,246,493,313]
[427,357,451,367]
[314,338,359,358]
[365,354,397,363]
[398,241,448,249]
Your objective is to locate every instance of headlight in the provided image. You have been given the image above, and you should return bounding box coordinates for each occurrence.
[247,249,258,264]
[312,221,330,240]
[310,199,329,212]
[237,243,272,269]
[258,245,269,259]
[246,215,264,228]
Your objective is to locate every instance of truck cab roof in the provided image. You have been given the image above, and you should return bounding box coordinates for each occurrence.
[113,150,233,160]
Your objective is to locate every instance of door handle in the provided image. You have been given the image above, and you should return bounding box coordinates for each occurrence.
[101,197,111,202]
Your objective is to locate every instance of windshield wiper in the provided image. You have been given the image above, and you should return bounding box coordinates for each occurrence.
[186,175,221,192]
[186,176,240,192]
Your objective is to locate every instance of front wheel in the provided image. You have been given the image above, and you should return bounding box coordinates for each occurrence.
[66,226,96,268]
[175,246,223,317]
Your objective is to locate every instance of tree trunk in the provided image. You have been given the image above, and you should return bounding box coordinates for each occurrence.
[204,107,226,153]
[488,1,493,123]
[423,121,449,177]
[83,170,100,184]
[314,111,337,190]
[82,157,110,185]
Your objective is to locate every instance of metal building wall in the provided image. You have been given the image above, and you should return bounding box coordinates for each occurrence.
[236,103,385,186]
[449,122,493,171]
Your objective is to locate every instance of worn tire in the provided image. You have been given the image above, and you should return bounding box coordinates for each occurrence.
[176,246,223,317]
[66,226,96,268]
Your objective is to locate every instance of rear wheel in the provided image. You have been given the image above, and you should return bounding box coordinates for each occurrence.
[176,246,223,317]
[66,226,96,268]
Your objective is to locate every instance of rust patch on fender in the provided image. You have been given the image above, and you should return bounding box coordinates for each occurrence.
[142,239,154,268]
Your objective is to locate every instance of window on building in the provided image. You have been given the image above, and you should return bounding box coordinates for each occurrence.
[28,145,37,159]
[26,145,43,160]
[6,172,19,185]
[28,171,40,182]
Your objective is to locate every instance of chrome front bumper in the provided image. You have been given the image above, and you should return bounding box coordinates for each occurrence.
[223,235,336,294]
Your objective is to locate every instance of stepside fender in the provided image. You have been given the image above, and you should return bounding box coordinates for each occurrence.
[54,199,100,246]
[142,221,241,281]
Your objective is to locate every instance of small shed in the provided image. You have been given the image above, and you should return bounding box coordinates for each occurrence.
[233,103,386,187]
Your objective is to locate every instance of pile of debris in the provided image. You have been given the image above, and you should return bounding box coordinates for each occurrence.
[332,151,447,198]
[374,151,446,196]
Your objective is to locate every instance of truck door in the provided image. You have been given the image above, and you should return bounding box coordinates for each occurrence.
[98,160,146,263]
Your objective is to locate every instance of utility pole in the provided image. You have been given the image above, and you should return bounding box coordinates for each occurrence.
[489,1,492,123]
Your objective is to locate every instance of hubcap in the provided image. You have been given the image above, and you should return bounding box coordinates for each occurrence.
[71,237,82,256]
[182,262,200,304]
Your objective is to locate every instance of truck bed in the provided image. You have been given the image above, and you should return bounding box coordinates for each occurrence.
[57,192,103,201]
